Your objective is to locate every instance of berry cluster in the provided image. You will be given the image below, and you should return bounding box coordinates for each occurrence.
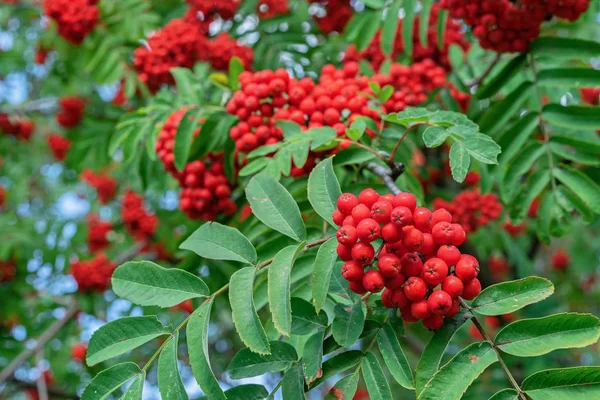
[433,189,502,233]
[257,0,289,19]
[205,33,254,72]
[345,5,469,71]
[0,114,34,141]
[87,214,112,252]
[70,253,115,292]
[155,109,201,177]
[440,0,590,53]
[0,259,16,283]
[71,342,87,362]
[333,190,481,330]
[308,0,353,34]
[47,134,71,161]
[56,96,85,128]
[185,0,241,28]
[81,169,118,204]
[580,87,600,105]
[551,249,570,271]
[121,191,158,241]
[43,0,99,45]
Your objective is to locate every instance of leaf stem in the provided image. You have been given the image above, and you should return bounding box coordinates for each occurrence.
[467,53,501,87]
[390,123,422,163]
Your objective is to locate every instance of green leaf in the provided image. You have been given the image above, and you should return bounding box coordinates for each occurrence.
[536,192,553,244]
[81,362,141,400]
[381,0,401,57]
[423,126,449,148]
[437,10,449,49]
[269,243,305,336]
[553,166,600,213]
[543,104,600,130]
[158,331,187,400]
[308,157,342,227]
[230,267,271,354]
[363,352,393,400]
[111,261,209,308]
[291,297,328,335]
[219,385,268,400]
[324,372,359,399]
[228,341,298,379]
[419,0,434,47]
[454,131,501,165]
[229,56,244,90]
[363,0,386,8]
[239,158,270,177]
[356,10,382,51]
[531,37,600,59]
[311,238,338,313]
[282,363,305,400]
[489,389,519,400]
[171,68,202,105]
[332,302,366,347]
[402,0,416,58]
[121,372,145,400]
[246,174,306,242]
[310,351,364,390]
[449,142,470,183]
[419,342,497,400]
[385,107,432,126]
[180,222,257,265]
[303,330,325,385]
[415,313,469,395]
[497,112,539,165]
[377,322,414,389]
[501,144,546,202]
[537,68,600,87]
[479,81,534,136]
[522,366,600,399]
[550,142,600,166]
[87,316,170,366]
[475,54,527,99]
[472,277,554,316]
[495,313,600,357]
[174,108,201,171]
[559,186,595,224]
[187,300,226,399]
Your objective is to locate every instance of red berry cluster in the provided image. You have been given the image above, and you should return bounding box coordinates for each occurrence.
[0,259,16,283]
[0,114,34,141]
[308,0,353,34]
[257,0,289,19]
[71,342,87,362]
[185,0,241,29]
[551,249,570,271]
[87,214,112,252]
[433,189,503,233]
[440,0,590,53]
[463,171,481,187]
[81,169,118,204]
[70,253,115,292]
[333,190,481,330]
[580,87,600,106]
[204,33,254,72]
[155,109,201,177]
[121,190,158,241]
[56,96,85,128]
[345,5,469,71]
[43,0,98,45]
[47,134,71,161]
[179,155,238,220]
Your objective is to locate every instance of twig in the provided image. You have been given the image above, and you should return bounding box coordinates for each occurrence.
[115,241,148,265]
[0,97,58,114]
[467,54,501,87]
[365,162,404,195]
[35,351,48,400]
[390,123,424,163]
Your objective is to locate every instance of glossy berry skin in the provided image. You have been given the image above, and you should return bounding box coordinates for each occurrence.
[358,188,380,208]
[341,261,364,282]
[445,299,461,317]
[337,193,358,215]
[451,223,466,246]
[336,225,358,246]
[421,233,435,254]
[371,201,393,223]
[385,274,406,290]
[391,206,413,227]
[403,228,424,252]
[411,300,431,320]
[349,280,368,294]
[413,207,432,231]
[337,244,353,261]
[71,342,87,362]
[401,253,423,277]
[431,221,455,245]
[393,193,417,211]
[332,210,345,226]
[351,242,375,265]
[404,276,427,301]
[437,245,461,266]
[381,223,402,243]
[442,276,464,298]
[356,218,381,242]
[423,258,449,285]
[431,208,452,226]
[362,270,385,292]
[462,278,481,300]
[351,204,371,223]
[427,290,453,315]
[381,288,395,308]
[378,254,402,277]
[455,256,479,281]
[392,288,410,308]
[422,314,444,330]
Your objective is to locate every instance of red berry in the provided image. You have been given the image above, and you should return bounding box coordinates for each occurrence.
[442,276,464,298]
[400,306,419,322]
[386,240,406,257]
[422,258,449,285]
[462,278,481,300]
[403,228,424,252]
[411,300,431,320]
[404,276,427,301]
[445,299,461,317]
[421,233,435,254]
[455,256,479,281]
[358,188,380,208]
[392,289,410,308]
[427,290,453,315]
[351,242,375,265]
[422,314,444,330]
[337,244,353,261]
[451,224,466,246]
[351,204,371,223]
[381,288,396,308]
[332,210,345,226]
[381,223,402,243]
[349,280,368,294]
[363,270,385,293]
[378,254,402,277]
[437,245,461,266]
[431,221,455,245]
[356,218,381,242]
[390,206,413,227]
[400,253,423,277]
[337,225,358,246]
[71,342,87,362]
[431,208,452,226]
[413,207,432,231]
[385,274,406,290]
[551,250,570,271]
[337,193,358,215]
[343,216,355,226]
[393,193,416,211]
[371,201,393,223]
[341,261,364,282]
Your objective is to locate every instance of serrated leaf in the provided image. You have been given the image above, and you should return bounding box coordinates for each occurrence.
[553,166,600,213]
[282,363,305,400]
[449,142,470,183]
[187,300,226,399]
[495,313,600,357]
[121,372,144,400]
[246,174,306,242]
[87,316,170,366]
[489,389,519,400]
[228,341,298,379]
[269,243,305,336]
[423,126,449,148]
[522,366,600,399]
[429,110,478,129]
[402,0,416,58]
[311,238,339,313]
[479,81,534,136]
[239,158,271,177]
[158,331,186,400]
[303,330,325,385]
[332,302,366,347]
[472,277,554,316]
[291,297,327,335]
[81,362,141,400]
[531,37,600,59]
[356,10,382,51]
[502,144,546,202]
[363,352,393,400]
[324,372,359,399]
[111,261,209,308]
[419,342,497,400]
[458,133,502,165]
[415,313,470,395]
[559,186,595,224]
[180,222,257,264]
[307,157,342,227]
[543,104,600,130]
[384,107,432,126]
[309,351,364,390]
[174,108,201,171]
[222,385,269,400]
[536,192,553,244]
[475,54,527,99]
[382,0,401,56]
[377,322,414,389]
[497,112,538,165]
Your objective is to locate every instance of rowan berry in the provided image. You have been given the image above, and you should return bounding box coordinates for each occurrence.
[385,274,406,290]
[381,288,395,308]
[427,290,453,315]
[423,258,449,285]
[337,193,358,215]
[349,280,368,294]
[351,204,371,223]
[362,270,385,293]
[431,221,455,245]
[404,276,427,301]
[441,276,464,298]
[400,253,423,277]
[403,227,424,252]
[351,242,375,265]
[337,243,353,261]
[358,188,380,208]
[413,207,432,231]
[391,206,413,227]
[371,201,393,223]
[411,300,431,320]
[422,314,444,330]
[455,256,479,281]
[342,261,364,282]
[437,245,461,266]
[378,254,402,277]
[381,223,402,243]
[462,278,481,300]
[393,193,417,211]
[356,218,381,242]
[337,225,358,246]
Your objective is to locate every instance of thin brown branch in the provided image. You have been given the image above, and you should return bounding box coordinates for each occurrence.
[468,54,502,87]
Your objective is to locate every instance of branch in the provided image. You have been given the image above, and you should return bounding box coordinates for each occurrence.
[115,241,148,265]
[0,97,58,114]
[467,54,501,87]
[0,300,79,384]
[366,162,405,195]
[35,351,48,400]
